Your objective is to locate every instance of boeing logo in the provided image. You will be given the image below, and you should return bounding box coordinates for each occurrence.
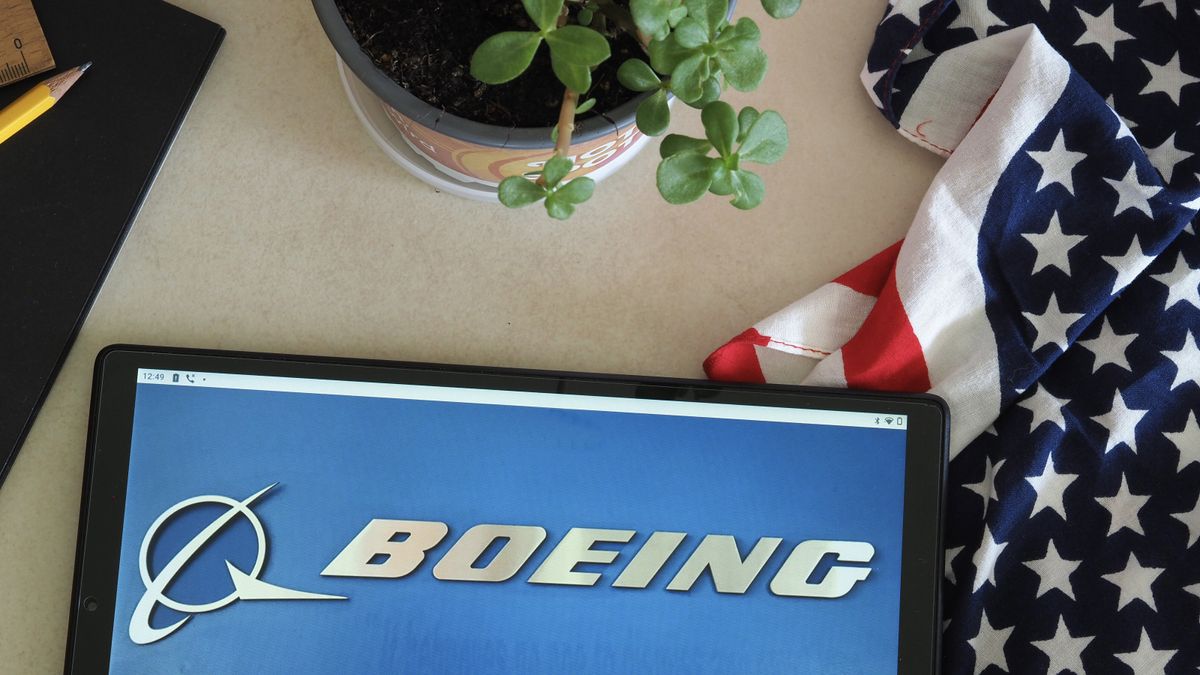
[130,485,344,645]
[134,486,875,644]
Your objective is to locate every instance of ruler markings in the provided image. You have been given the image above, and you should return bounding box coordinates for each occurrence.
[0,0,55,87]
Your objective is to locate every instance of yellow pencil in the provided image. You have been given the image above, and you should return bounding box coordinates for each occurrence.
[0,62,91,145]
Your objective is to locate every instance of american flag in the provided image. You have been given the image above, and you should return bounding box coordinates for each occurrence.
[705,1,1199,672]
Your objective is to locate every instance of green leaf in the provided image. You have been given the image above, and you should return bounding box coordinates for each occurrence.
[761,0,801,18]
[551,56,592,92]
[523,0,565,32]
[545,196,576,219]
[683,76,722,109]
[575,97,597,114]
[631,0,673,41]
[577,7,594,25]
[701,100,738,157]
[657,152,719,204]
[668,5,689,26]
[659,133,711,158]
[648,33,693,74]
[736,106,760,143]
[554,176,595,203]
[716,45,766,91]
[673,17,710,49]
[670,53,710,102]
[545,26,611,65]
[738,110,788,164]
[636,89,671,136]
[729,169,765,209]
[498,176,548,207]
[471,32,543,84]
[709,164,735,195]
[542,155,574,187]
[544,175,594,219]
[617,59,661,92]
[715,16,761,47]
[685,0,728,35]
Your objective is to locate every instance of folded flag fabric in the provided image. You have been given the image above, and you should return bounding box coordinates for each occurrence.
[706,1,1200,672]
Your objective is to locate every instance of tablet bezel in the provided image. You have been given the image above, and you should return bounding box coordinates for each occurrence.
[65,345,947,674]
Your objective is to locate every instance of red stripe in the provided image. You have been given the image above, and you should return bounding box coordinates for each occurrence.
[833,240,904,297]
[703,328,769,384]
[841,266,932,392]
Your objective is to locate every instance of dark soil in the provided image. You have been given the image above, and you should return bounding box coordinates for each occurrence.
[334,0,643,128]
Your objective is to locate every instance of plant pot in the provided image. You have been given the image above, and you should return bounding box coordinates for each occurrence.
[312,0,656,190]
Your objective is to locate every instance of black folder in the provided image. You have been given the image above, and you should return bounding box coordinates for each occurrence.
[0,0,224,486]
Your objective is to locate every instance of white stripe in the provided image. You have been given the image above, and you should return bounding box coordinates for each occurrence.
[803,350,849,389]
[895,28,1072,456]
[754,282,877,358]
[897,27,1040,155]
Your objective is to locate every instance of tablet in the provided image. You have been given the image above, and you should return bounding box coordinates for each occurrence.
[66,346,947,674]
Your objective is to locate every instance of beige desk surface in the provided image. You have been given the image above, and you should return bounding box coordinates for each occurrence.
[0,0,941,670]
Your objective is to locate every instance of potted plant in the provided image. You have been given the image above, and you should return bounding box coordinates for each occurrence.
[314,0,798,218]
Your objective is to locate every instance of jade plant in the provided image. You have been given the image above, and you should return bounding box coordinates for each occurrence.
[471,0,798,219]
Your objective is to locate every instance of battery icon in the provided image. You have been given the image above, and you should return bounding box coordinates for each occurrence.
[172,373,179,383]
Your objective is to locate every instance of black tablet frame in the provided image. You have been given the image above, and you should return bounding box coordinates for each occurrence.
[65,344,948,674]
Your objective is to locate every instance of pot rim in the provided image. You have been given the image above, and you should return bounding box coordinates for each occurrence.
[311,0,647,149]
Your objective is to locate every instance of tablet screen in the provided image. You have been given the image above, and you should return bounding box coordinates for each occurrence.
[108,368,909,673]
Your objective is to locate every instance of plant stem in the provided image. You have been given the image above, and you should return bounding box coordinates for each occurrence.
[537,88,580,187]
[555,89,579,156]
[594,0,651,49]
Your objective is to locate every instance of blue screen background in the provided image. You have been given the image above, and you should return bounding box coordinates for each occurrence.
[110,383,907,674]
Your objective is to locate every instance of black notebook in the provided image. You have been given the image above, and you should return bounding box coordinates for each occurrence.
[0,0,224,486]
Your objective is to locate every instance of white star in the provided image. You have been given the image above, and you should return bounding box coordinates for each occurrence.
[970,525,1007,592]
[1172,494,1200,548]
[1091,390,1149,454]
[1096,473,1150,536]
[1103,164,1161,218]
[1027,131,1087,195]
[1023,540,1080,600]
[884,0,923,24]
[948,0,1006,39]
[1030,615,1092,674]
[1162,330,1200,390]
[1163,410,1200,473]
[1146,133,1194,184]
[1150,253,1200,311]
[1018,384,1070,432]
[861,64,887,109]
[1074,4,1135,60]
[1107,95,1137,139]
[1039,0,1052,10]
[1185,192,1200,213]
[1023,212,1086,276]
[946,545,965,584]
[987,458,1005,505]
[1025,453,1077,519]
[1114,628,1177,673]
[903,40,935,63]
[1140,52,1200,105]
[963,457,1005,518]
[963,454,993,503]
[1022,292,1085,352]
[1078,317,1137,373]
[1187,583,1200,601]
[1101,552,1162,611]
[1141,0,1177,18]
[967,610,1013,675]
[1101,235,1156,294]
